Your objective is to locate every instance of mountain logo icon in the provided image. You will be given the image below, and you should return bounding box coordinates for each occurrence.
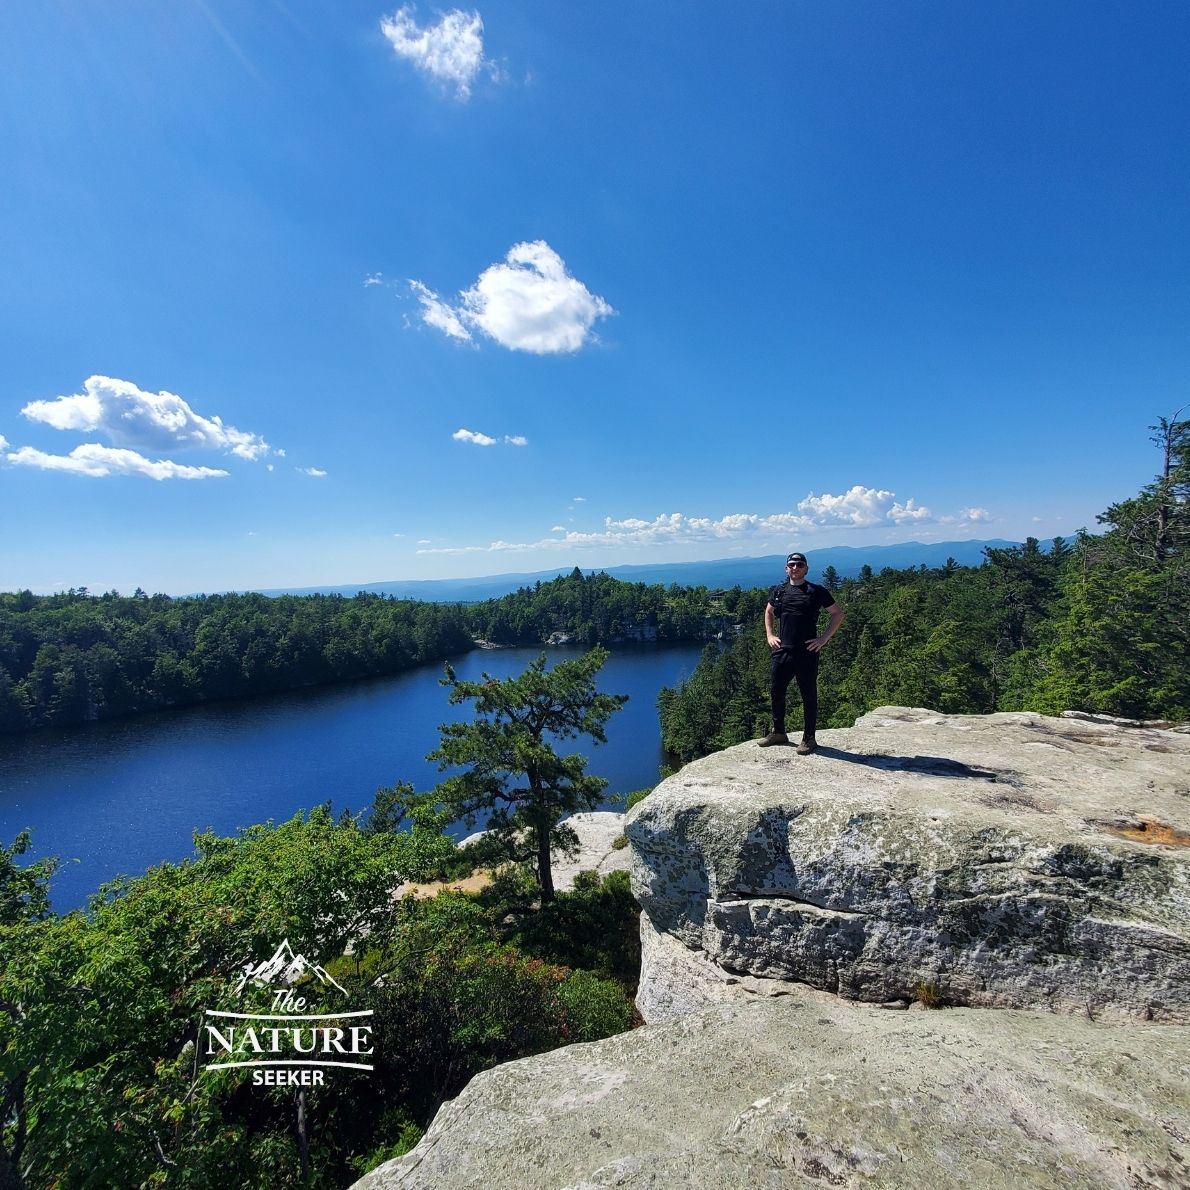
[234,938,347,997]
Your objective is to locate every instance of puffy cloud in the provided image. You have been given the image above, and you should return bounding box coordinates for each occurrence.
[380,6,489,100]
[21,376,270,461]
[0,434,8,452]
[417,488,964,556]
[453,427,496,446]
[301,467,328,478]
[797,486,931,527]
[364,272,384,286]
[940,506,993,525]
[412,241,613,354]
[452,427,528,446]
[5,444,228,480]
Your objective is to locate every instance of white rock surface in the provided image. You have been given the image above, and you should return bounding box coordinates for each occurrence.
[457,811,629,893]
[628,707,1190,1022]
[354,986,1190,1190]
[551,811,631,888]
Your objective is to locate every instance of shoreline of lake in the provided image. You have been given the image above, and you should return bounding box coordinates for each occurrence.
[0,643,703,912]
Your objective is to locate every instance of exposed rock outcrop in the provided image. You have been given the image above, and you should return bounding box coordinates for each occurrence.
[356,708,1190,1189]
[356,984,1190,1189]
[548,811,632,889]
[629,707,1190,1023]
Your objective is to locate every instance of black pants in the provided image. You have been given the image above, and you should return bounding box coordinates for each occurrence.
[770,648,819,736]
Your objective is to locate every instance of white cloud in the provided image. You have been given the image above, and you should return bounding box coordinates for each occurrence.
[573,496,586,502]
[453,427,496,446]
[301,467,328,478]
[415,488,979,556]
[380,6,490,100]
[797,486,931,527]
[21,376,270,461]
[452,427,528,446]
[940,506,993,525]
[411,280,473,342]
[364,273,384,286]
[0,434,8,452]
[417,538,432,545]
[412,241,613,354]
[5,444,228,480]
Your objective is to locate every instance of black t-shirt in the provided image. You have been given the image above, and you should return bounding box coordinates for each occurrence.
[767,580,836,650]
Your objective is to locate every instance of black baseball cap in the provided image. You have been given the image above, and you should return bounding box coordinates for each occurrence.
[786,553,807,565]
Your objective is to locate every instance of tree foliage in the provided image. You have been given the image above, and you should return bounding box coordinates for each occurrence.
[416,648,628,902]
[0,591,474,734]
[0,814,635,1188]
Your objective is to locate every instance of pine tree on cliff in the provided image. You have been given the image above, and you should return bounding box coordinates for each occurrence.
[426,648,627,902]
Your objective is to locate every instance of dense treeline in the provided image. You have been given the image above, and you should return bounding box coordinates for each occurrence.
[660,417,1189,763]
[462,566,734,646]
[0,573,724,735]
[0,591,474,734]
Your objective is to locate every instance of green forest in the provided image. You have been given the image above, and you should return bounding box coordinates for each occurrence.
[0,574,724,735]
[660,417,1189,762]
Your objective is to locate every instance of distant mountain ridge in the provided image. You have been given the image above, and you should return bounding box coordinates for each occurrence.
[257,539,1031,603]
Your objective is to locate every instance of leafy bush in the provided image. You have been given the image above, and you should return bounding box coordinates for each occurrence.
[506,870,640,987]
[559,969,634,1040]
[624,787,653,811]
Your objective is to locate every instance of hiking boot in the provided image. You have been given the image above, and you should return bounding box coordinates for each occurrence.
[758,731,789,748]
[796,736,817,755]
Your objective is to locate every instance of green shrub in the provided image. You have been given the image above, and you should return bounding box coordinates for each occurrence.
[351,1112,423,1175]
[625,787,653,811]
[558,969,634,1041]
[507,869,640,986]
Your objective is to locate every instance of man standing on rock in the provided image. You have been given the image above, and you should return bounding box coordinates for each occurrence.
[759,552,844,753]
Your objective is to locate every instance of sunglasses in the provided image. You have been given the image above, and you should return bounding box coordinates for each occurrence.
[786,560,806,568]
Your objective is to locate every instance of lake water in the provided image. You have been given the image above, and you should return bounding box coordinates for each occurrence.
[0,644,705,912]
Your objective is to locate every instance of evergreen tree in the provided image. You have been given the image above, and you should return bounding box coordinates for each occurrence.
[425,649,627,902]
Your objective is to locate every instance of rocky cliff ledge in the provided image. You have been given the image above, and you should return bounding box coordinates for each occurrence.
[356,709,1190,1189]
[631,707,1190,1024]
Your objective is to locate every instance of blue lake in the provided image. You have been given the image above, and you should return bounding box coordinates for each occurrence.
[0,645,704,911]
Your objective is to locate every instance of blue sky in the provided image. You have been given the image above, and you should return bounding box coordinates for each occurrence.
[1,1,1186,594]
